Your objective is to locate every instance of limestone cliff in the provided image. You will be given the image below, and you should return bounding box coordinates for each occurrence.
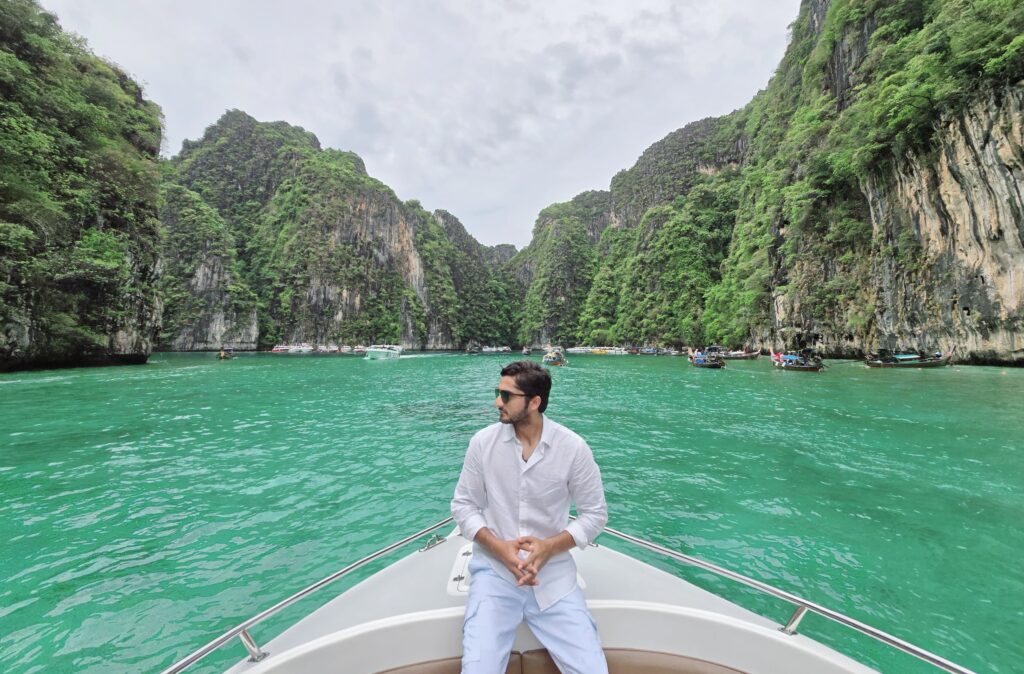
[758,1,1024,363]
[0,0,163,371]
[512,0,1024,362]
[863,87,1024,362]
[159,112,515,350]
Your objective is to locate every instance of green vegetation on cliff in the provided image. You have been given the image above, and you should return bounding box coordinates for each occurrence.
[701,0,1024,347]
[0,0,162,369]
[517,0,1024,353]
[161,111,519,349]
[516,191,609,345]
[157,181,257,346]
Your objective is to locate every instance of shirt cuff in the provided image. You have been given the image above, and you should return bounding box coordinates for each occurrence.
[458,513,487,542]
[565,520,590,550]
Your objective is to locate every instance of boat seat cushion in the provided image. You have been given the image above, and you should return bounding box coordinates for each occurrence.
[377,652,521,673]
[521,648,745,674]
[377,649,745,674]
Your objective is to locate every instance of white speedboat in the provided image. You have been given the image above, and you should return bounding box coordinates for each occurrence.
[161,518,974,674]
[365,344,403,360]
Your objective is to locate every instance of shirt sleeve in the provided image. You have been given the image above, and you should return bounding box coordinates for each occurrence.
[565,441,607,549]
[451,434,488,542]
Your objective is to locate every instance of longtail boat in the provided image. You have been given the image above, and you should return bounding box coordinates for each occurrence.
[688,354,726,368]
[721,349,760,360]
[688,348,726,368]
[865,347,955,368]
[771,351,824,372]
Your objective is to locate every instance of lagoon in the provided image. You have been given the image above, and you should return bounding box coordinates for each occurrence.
[1,353,1021,673]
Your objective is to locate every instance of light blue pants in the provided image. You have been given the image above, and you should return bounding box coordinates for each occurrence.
[461,556,608,674]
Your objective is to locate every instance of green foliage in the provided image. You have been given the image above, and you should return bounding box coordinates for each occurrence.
[157,182,258,345]
[701,0,1024,346]
[516,193,608,344]
[160,112,519,349]
[591,174,739,347]
[0,0,162,368]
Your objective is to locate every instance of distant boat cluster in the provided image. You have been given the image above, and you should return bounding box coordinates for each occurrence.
[268,343,403,359]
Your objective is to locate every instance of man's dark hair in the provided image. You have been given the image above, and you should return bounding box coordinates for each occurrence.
[500,360,552,413]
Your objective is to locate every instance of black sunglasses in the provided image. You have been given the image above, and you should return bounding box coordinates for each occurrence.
[495,388,530,403]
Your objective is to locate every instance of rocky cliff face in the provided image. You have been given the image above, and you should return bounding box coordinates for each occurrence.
[610,116,742,231]
[0,1,163,371]
[281,187,435,348]
[756,0,1024,363]
[159,112,518,351]
[511,191,612,345]
[157,181,259,351]
[166,254,259,351]
[508,0,1024,362]
[862,87,1024,363]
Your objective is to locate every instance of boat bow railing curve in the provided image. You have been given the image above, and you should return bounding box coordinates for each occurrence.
[594,522,976,674]
[159,515,454,674]
[160,515,974,674]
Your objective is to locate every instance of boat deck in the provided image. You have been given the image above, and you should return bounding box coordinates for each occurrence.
[226,531,873,673]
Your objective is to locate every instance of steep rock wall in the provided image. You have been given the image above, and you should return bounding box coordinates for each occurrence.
[166,254,258,350]
[863,86,1024,362]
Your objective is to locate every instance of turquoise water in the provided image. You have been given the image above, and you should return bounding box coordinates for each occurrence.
[1,353,1021,673]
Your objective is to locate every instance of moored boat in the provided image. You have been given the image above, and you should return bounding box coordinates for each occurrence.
[721,349,760,360]
[542,349,568,366]
[771,350,824,372]
[688,348,726,368]
[365,345,402,360]
[161,518,975,674]
[865,348,954,368]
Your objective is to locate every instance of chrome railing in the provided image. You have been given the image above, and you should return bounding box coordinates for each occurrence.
[159,516,453,674]
[597,524,976,674]
[161,515,974,674]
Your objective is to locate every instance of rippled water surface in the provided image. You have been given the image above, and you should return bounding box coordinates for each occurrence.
[1,353,1022,673]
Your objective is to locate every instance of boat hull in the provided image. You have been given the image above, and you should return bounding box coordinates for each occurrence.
[227,534,877,674]
[721,351,760,360]
[365,345,402,360]
[864,357,950,368]
[773,363,823,372]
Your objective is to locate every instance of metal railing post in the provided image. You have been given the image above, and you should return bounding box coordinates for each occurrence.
[159,515,454,674]
[780,605,809,635]
[237,629,268,662]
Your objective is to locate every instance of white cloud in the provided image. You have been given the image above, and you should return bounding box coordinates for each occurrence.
[41,0,801,248]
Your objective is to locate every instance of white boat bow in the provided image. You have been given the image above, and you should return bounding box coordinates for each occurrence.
[162,518,975,674]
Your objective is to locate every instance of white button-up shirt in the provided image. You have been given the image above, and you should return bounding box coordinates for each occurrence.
[451,416,608,610]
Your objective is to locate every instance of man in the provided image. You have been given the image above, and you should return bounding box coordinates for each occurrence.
[451,361,608,674]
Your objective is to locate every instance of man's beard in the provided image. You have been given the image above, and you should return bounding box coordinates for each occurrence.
[499,406,529,426]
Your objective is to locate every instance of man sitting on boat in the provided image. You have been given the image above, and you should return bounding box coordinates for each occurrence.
[452,360,609,673]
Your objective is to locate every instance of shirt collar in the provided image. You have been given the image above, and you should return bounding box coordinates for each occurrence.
[501,414,550,452]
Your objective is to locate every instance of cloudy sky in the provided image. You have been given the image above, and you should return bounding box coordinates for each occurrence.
[43,0,801,248]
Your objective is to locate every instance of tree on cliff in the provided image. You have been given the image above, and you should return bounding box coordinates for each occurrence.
[0,0,163,370]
